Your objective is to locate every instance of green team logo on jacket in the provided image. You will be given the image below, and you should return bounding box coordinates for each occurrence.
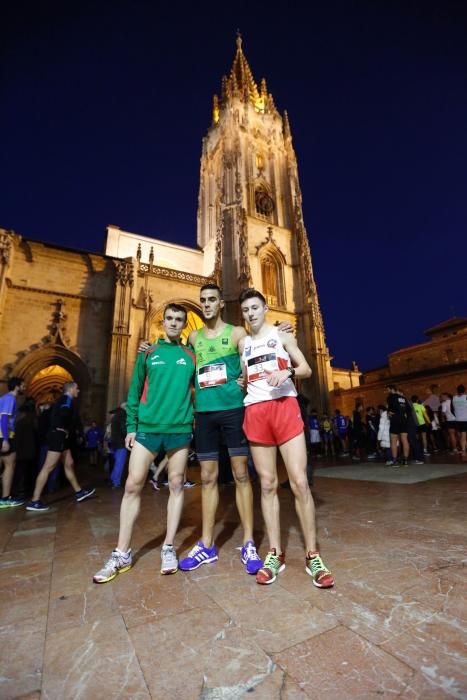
[194,324,243,412]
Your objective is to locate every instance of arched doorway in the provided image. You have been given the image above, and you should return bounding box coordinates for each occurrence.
[149,303,204,345]
[11,345,92,411]
[29,364,74,405]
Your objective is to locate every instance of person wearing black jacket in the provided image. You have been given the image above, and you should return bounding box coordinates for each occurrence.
[386,385,411,466]
[26,382,95,511]
[351,401,366,462]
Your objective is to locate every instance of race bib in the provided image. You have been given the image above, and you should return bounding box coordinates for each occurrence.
[198,363,227,388]
[246,353,279,382]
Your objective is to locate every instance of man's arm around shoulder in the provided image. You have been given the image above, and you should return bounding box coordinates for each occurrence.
[232,325,247,347]
[188,329,199,347]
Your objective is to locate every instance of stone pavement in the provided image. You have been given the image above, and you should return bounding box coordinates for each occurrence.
[0,459,466,699]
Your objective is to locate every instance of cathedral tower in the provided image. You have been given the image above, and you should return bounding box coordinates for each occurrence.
[197,35,332,411]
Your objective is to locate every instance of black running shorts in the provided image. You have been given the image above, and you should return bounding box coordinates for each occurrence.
[389,416,408,435]
[195,407,249,461]
[46,429,70,453]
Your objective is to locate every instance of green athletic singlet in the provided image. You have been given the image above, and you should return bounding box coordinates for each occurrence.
[194,324,243,412]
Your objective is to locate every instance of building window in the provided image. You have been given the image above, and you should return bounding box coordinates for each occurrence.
[260,250,285,307]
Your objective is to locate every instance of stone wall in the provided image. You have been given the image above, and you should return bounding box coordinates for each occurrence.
[332,327,467,416]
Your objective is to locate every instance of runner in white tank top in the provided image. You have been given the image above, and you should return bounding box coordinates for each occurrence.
[238,288,334,590]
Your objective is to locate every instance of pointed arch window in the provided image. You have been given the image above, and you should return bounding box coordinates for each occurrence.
[260,248,285,308]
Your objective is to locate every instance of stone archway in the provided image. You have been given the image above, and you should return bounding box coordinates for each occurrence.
[11,344,92,410]
[149,300,204,345]
[28,364,74,405]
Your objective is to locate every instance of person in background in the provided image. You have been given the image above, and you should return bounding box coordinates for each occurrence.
[109,402,129,489]
[411,396,430,456]
[423,384,440,417]
[452,384,467,456]
[351,401,366,462]
[27,382,95,511]
[365,407,378,459]
[386,385,411,467]
[0,377,26,508]
[13,397,38,498]
[332,409,349,456]
[377,405,392,465]
[404,393,424,465]
[86,421,104,466]
[320,413,334,457]
[308,409,322,457]
[440,392,458,455]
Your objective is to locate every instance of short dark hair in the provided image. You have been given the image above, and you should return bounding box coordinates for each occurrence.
[7,377,24,391]
[458,384,465,394]
[163,303,187,322]
[386,384,397,392]
[411,395,418,403]
[239,288,266,305]
[200,283,223,298]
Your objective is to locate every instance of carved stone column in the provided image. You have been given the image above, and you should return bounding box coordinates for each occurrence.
[107,259,134,412]
[0,230,16,324]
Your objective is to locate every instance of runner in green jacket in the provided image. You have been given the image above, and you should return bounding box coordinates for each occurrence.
[94,303,195,583]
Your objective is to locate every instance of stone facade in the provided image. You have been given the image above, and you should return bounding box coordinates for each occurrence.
[0,232,115,422]
[333,318,467,416]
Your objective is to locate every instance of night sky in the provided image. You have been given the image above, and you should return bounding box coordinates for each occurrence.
[2,1,466,370]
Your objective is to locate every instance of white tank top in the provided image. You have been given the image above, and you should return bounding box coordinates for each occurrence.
[452,394,467,421]
[242,327,297,406]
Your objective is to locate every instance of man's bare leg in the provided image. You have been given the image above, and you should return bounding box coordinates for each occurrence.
[249,444,280,550]
[279,432,317,552]
[421,431,428,452]
[62,451,81,492]
[230,455,254,544]
[200,459,219,548]
[165,447,189,545]
[1,453,16,498]
[400,433,410,459]
[390,434,399,461]
[280,431,334,587]
[117,442,155,552]
[32,451,63,501]
[459,430,466,454]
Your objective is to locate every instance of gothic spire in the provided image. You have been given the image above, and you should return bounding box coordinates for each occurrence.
[228,32,260,104]
[212,34,279,117]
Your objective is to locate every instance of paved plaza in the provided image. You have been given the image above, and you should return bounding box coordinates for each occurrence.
[1,457,466,699]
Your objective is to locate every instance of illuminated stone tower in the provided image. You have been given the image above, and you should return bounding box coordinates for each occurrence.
[197,35,332,411]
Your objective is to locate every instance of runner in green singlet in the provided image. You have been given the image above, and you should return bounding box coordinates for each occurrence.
[178,284,263,574]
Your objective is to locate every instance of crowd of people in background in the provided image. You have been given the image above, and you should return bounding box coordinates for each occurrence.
[308,383,467,467]
[0,378,466,507]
